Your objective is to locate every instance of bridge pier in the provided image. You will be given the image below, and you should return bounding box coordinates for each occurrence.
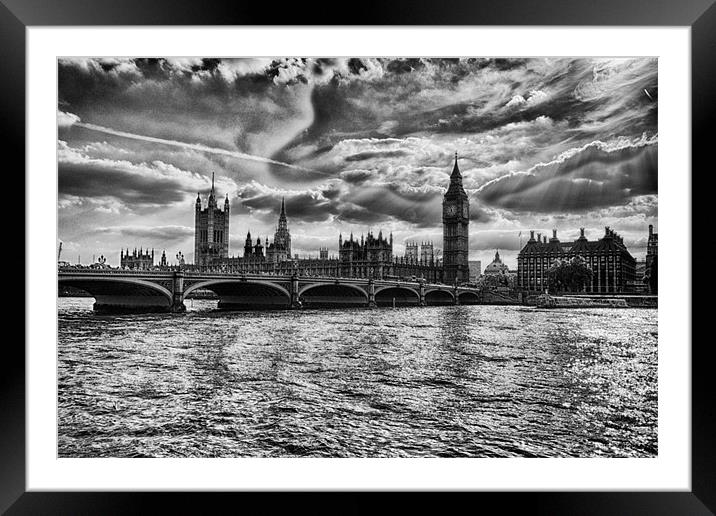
[290,273,301,309]
[93,299,174,314]
[419,283,426,307]
[368,279,376,308]
[454,286,460,305]
[172,271,187,312]
[170,301,186,313]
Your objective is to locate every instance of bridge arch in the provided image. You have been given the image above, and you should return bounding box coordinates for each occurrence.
[183,279,291,309]
[58,276,174,312]
[458,291,481,305]
[374,286,420,307]
[424,289,455,306]
[299,283,369,308]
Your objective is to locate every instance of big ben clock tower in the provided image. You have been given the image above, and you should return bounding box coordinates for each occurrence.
[443,152,470,285]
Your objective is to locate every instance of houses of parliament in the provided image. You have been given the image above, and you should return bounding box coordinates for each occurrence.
[184,154,473,283]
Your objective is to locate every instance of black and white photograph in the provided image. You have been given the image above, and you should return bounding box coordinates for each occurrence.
[57,56,659,459]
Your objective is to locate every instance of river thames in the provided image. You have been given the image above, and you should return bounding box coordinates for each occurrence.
[57,298,657,458]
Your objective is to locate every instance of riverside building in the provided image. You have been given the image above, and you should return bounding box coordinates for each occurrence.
[517,227,637,293]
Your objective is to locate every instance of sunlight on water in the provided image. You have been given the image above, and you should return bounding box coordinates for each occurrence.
[58,298,657,458]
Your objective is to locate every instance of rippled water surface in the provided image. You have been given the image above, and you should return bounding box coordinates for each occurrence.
[58,298,657,457]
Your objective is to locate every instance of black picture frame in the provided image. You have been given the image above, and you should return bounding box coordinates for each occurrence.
[4,0,711,513]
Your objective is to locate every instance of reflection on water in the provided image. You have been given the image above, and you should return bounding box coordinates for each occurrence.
[58,298,657,457]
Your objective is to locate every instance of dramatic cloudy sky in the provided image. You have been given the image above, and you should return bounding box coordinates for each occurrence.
[58,57,657,268]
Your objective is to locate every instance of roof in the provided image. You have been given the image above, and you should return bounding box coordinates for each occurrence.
[518,229,634,259]
[445,153,468,199]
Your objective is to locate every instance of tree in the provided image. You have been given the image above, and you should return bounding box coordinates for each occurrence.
[480,271,517,290]
[547,256,593,293]
[547,259,567,292]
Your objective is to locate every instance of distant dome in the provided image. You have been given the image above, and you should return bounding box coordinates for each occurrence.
[484,250,509,274]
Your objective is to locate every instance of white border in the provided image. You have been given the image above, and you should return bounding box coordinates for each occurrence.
[28,27,690,491]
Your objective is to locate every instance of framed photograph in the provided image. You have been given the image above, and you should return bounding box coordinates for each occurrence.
[6,0,711,513]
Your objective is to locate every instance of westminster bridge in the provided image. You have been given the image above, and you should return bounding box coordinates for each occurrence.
[58,267,484,313]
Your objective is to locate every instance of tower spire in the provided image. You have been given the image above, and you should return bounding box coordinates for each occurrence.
[207,172,215,203]
[451,151,462,181]
[207,171,217,207]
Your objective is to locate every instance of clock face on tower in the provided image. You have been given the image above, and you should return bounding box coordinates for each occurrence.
[445,203,458,217]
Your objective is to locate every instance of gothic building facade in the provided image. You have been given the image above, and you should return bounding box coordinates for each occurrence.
[517,227,637,293]
[405,241,419,261]
[266,198,292,263]
[120,247,154,270]
[484,250,509,275]
[404,240,435,264]
[420,241,435,264]
[197,214,442,282]
[194,173,230,267]
[337,231,393,279]
[187,164,449,283]
[443,153,470,285]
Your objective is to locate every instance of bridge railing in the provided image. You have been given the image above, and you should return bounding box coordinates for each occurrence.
[58,266,175,276]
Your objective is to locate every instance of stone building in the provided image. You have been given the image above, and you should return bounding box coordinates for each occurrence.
[120,247,154,270]
[442,153,470,285]
[420,241,434,263]
[405,241,419,261]
[338,231,393,279]
[483,250,509,275]
[390,255,443,283]
[468,260,482,281]
[517,227,637,293]
[405,240,434,266]
[194,173,230,267]
[265,198,292,263]
[643,224,658,293]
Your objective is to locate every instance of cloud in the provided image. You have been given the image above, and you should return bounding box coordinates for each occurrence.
[58,141,223,207]
[58,110,80,128]
[505,89,549,108]
[74,120,318,174]
[468,201,495,224]
[344,150,408,162]
[58,57,317,163]
[95,225,194,241]
[469,231,525,251]
[233,177,451,229]
[235,181,341,224]
[339,170,373,185]
[477,137,657,213]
